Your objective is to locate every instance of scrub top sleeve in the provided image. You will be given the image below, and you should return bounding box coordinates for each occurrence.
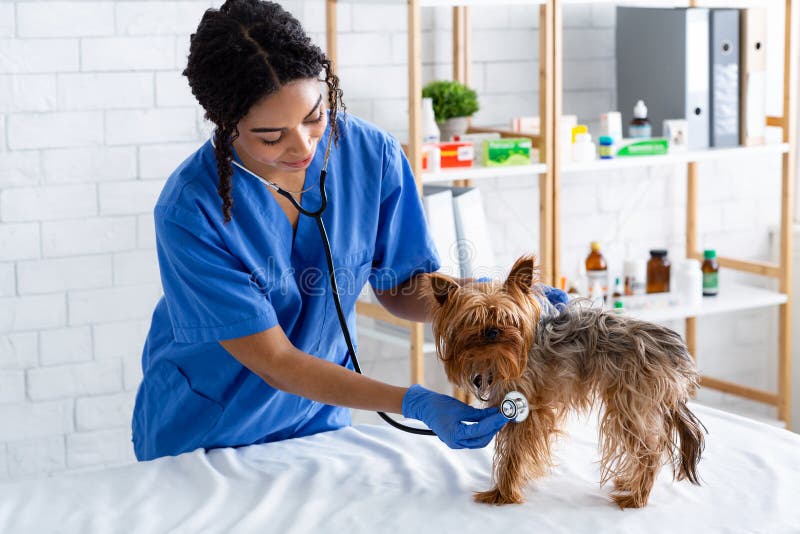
[155,207,279,343]
[369,136,441,291]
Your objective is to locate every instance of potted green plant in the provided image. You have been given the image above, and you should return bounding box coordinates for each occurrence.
[422,80,479,141]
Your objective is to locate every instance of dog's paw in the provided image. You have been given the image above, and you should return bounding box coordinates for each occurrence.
[474,488,524,505]
[610,491,648,509]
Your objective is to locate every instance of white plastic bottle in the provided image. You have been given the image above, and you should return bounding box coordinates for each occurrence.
[422,97,440,144]
[673,259,702,308]
[572,133,597,162]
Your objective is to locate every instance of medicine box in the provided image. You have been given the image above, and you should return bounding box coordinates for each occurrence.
[615,138,669,157]
[481,138,533,167]
[439,142,474,169]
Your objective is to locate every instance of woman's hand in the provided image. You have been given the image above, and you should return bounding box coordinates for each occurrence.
[402,384,509,449]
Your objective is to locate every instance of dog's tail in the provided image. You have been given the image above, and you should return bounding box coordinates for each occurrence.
[667,401,707,485]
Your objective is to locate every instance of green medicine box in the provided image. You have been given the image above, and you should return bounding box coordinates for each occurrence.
[616,138,669,157]
[482,138,533,167]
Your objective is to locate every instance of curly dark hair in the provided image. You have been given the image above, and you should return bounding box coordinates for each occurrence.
[182,0,345,223]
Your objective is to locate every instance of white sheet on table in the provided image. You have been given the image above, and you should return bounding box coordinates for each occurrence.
[1,403,799,534]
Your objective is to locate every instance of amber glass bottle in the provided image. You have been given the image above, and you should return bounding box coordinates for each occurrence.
[702,249,719,296]
[585,242,608,295]
[646,249,670,293]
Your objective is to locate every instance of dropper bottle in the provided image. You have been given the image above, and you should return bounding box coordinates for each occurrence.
[629,100,652,139]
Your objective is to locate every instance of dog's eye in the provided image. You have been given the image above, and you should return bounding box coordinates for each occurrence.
[484,327,500,340]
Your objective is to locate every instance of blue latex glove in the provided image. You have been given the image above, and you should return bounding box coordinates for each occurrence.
[476,278,568,308]
[540,284,569,308]
[402,384,510,449]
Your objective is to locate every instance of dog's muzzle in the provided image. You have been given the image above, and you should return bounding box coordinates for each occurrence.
[471,372,494,401]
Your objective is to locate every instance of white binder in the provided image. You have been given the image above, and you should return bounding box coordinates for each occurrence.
[451,187,497,280]
[709,9,740,147]
[740,8,767,146]
[422,186,461,278]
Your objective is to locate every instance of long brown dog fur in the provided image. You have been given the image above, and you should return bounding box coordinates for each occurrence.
[425,255,706,508]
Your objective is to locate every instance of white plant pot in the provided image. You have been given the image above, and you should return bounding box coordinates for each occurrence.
[438,116,470,141]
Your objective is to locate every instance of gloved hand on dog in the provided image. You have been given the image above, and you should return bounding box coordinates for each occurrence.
[475,278,568,308]
[402,384,510,449]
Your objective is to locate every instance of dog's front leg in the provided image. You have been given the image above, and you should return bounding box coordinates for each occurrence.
[474,406,559,505]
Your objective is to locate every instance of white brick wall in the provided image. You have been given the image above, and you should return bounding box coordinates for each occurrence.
[0,74,57,112]
[17,256,113,295]
[0,0,794,482]
[0,263,14,298]
[81,37,176,72]
[0,39,80,74]
[42,146,137,184]
[17,2,115,39]
[8,112,104,150]
[58,73,155,111]
[40,326,93,367]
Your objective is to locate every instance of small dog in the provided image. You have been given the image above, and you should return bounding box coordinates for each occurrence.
[425,255,706,508]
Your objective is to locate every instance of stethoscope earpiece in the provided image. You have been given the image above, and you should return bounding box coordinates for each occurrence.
[501,391,530,423]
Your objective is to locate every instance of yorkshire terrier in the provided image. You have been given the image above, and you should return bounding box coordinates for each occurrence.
[425,255,706,508]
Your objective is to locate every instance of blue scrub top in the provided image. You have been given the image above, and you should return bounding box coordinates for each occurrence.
[132,114,440,461]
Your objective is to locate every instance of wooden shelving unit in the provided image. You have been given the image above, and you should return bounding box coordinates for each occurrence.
[326,0,798,425]
[550,0,798,425]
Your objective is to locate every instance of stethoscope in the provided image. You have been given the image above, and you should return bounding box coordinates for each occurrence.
[213,126,529,433]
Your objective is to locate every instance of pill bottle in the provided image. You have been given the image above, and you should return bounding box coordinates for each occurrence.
[702,249,720,296]
[585,242,608,296]
[646,249,670,294]
[598,135,615,159]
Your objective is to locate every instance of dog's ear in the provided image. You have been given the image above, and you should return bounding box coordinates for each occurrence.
[505,255,538,292]
[428,273,460,306]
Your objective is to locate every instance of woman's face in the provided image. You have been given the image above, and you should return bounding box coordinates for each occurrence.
[233,78,327,176]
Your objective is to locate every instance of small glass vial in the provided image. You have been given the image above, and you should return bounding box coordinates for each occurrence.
[598,135,615,159]
[629,100,652,138]
[702,249,720,296]
[612,276,624,299]
[623,259,646,296]
[585,242,608,296]
[646,249,671,294]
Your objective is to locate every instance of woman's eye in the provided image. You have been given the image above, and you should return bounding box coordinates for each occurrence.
[307,109,324,124]
[261,138,281,146]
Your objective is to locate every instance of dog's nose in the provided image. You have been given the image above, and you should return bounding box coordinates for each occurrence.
[472,375,482,389]
[484,327,500,340]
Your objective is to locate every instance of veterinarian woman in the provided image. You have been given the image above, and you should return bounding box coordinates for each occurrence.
[132,0,563,461]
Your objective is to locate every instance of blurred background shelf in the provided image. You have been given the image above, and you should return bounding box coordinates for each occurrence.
[619,283,787,323]
[562,143,791,173]
[421,163,547,184]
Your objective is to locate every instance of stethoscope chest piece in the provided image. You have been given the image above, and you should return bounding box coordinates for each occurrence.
[501,391,530,423]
